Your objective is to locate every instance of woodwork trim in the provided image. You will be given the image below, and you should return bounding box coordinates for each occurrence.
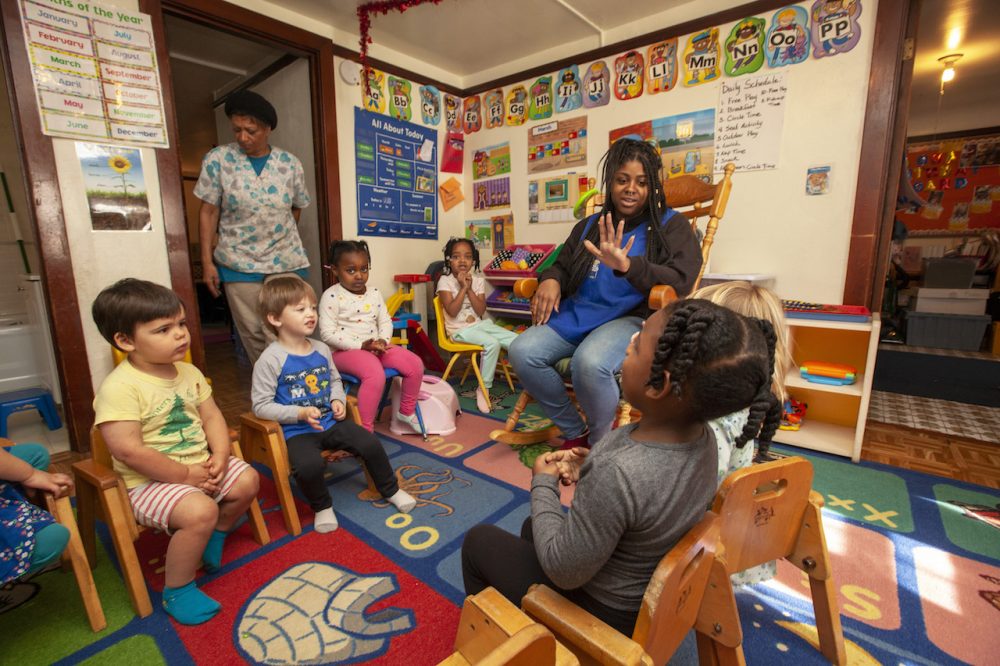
[0,2,93,452]
[843,0,915,307]
[908,125,1000,144]
[214,53,299,108]
[140,0,205,370]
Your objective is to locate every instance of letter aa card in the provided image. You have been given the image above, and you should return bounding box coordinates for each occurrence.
[362,67,386,114]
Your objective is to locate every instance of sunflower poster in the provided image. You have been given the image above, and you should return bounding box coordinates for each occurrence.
[75,142,150,231]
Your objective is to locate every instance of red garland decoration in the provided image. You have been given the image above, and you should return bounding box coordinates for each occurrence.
[357,0,444,97]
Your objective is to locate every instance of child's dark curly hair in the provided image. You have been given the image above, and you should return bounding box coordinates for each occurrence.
[327,240,371,268]
[648,299,781,452]
[442,237,480,274]
[565,138,670,294]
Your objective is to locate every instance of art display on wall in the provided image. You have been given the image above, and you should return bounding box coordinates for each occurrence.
[465,219,492,250]
[472,177,510,211]
[528,173,589,224]
[363,67,386,114]
[646,39,678,94]
[555,65,582,113]
[810,0,862,58]
[682,28,721,87]
[76,141,150,230]
[898,134,1000,232]
[527,116,587,174]
[419,84,440,125]
[766,5,811,67]
[724,17,766,76]
[388,76,412,121]
[610,109,715,181]
[581,60,610,108]
[472,142,511,181]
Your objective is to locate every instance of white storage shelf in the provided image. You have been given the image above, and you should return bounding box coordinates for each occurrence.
[777,313,880,463]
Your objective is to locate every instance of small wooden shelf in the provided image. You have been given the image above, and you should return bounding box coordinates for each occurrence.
[774,421,856,459]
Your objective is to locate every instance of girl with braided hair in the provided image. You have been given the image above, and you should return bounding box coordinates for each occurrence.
[509,138,702,449]
[463,299,779,636]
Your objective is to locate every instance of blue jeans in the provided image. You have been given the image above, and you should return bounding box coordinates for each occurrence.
[509,316,642,443]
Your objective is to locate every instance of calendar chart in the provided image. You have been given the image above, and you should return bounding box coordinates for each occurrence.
[355,107,437,238]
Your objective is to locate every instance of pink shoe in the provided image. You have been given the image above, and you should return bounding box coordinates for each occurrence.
[559,430,590,451]
[475,387,492,413]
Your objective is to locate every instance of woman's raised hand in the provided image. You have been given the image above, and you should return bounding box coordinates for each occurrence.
[583,213,635,274]
[531,278,561,326]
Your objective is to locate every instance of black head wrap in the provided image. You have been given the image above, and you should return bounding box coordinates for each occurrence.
[224,90,277,130]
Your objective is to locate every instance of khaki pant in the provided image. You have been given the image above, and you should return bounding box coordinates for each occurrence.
[224,273,298,364]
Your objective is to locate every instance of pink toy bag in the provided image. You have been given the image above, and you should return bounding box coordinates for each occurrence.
[389,375,460,437]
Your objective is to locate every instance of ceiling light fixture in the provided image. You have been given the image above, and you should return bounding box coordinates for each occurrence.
[938,53,963,94]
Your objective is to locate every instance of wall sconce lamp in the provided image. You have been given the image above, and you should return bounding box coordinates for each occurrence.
[938,53,963,94]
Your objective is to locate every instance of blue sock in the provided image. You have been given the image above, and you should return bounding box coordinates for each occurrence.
[162,582,220,625]
[202,529,228,572]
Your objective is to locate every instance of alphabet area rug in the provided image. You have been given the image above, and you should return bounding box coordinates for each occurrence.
[0,413,997,664]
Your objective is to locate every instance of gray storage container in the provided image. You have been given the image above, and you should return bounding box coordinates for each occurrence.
[906,311,990,350]
[922,258,977,289]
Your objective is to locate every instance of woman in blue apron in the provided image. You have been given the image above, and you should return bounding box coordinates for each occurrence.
[509,139,702,448]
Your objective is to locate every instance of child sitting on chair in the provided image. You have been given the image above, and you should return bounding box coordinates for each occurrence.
[462,299,780,636]
[436,237,517,412]
[252,276,416,534]
[92,278,261,625]
[0,441,72,586]
[318,240,424,434]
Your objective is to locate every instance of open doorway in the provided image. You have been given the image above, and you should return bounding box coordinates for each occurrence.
[163,14,324,366]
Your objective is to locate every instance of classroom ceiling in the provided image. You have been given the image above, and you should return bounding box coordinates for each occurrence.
[908,0,1000,136]
[277,0,690,81]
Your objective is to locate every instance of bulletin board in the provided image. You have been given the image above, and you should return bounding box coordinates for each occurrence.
[898,134,1000,232]
[354,107,438,238]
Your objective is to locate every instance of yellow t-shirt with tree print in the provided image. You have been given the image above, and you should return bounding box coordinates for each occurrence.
[93,359,212,488]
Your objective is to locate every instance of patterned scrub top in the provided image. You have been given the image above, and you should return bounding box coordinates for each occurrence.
[194,143,311,275]
[0,482,55,585]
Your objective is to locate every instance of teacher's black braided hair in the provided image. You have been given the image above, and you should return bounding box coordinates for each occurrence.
[648,299,781,451]
[564,138,671,295]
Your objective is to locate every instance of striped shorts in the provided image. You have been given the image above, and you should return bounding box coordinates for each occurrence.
[127,456,252,532]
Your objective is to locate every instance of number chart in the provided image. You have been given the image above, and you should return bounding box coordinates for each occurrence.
[355,107,438,239]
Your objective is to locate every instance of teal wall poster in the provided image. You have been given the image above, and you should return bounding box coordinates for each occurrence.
[355,107,438,238]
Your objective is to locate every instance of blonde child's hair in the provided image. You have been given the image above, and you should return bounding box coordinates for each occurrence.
[258,275,316,335]
[689,281,792,401]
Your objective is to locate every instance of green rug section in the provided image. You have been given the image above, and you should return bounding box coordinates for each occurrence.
[932,483,1000,560]
[0,538,135,664]
[80,634,166,665]
[774,448,915,533]
[450,377,553,431]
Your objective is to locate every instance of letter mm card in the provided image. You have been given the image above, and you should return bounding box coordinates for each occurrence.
[683,28,720,87]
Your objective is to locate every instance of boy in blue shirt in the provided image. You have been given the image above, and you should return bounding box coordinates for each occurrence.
[251,276,415,533]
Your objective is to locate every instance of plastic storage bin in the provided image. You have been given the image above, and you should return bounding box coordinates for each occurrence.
[914,288,988,315]
[922,258,977,289]
[905,311,990,350]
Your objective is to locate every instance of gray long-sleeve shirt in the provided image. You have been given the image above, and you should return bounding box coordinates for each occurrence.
[531,422,718,611]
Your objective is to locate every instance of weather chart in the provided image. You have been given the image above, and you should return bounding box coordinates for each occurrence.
[355,107,438,238]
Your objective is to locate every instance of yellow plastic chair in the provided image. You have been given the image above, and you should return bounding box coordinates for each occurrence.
[433,296,514,406]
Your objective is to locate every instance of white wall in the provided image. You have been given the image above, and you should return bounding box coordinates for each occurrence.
[463,0,878,303]
[213,59,323,297]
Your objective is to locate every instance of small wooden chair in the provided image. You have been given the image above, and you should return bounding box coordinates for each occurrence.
[438,586,579,666]
[239,395,378,537]
[521,512,719,665]
[696,456,846,665]
[41,489,107,631]
[433,296,514,404]
[73,428,269,618]
[492,165,736,446]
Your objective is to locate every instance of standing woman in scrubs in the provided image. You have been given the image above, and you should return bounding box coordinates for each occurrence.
[195,90,311,364]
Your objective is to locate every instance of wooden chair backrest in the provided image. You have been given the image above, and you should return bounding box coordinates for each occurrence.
[632,512,719,663]
[451,587,558,665]
[712,456,814,574]
[661,162,735,291]
[89,426,114,470]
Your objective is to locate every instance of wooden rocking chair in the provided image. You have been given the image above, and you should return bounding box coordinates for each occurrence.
[492,163,736,446]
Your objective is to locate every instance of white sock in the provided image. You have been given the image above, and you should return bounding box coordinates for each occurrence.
[314,507,339,533]
[387,489,417,514]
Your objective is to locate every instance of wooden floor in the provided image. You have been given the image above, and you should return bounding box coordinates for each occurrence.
[53,339,1000,490]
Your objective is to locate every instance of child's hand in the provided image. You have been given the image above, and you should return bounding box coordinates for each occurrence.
[331,400,346,421]
[184,462,217,494]
[361,339,379,353]
[298,406,323,430]
[544,447,589,486]
[370,339,388,354]
[532,453,561,478]
[208,453,229,484]
[458,271,472,289]
[23,469,74,498]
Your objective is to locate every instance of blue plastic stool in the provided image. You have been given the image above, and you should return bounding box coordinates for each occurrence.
[0,387,62,438]
[340,369,428,441]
